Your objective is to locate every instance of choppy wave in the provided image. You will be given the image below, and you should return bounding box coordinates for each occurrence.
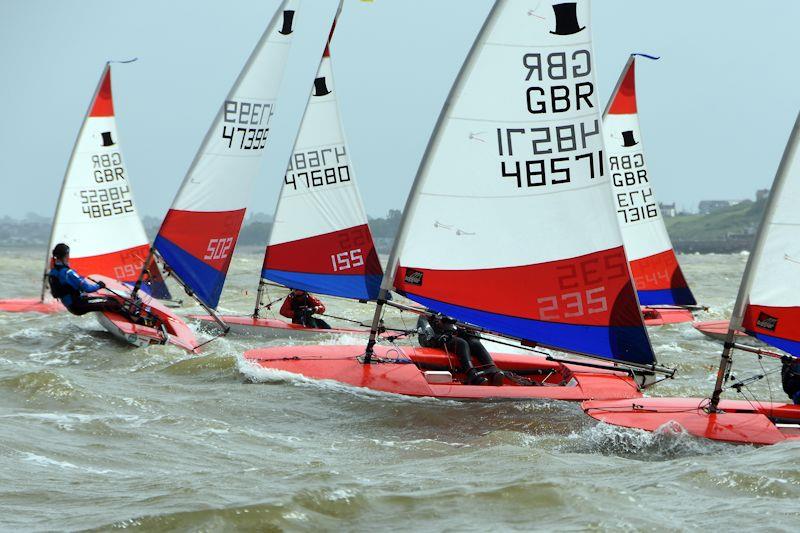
[2,249,800,531]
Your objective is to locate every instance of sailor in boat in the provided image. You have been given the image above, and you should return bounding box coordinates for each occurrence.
[280,289,331,329]
[48,243,154,325]
[417,314,504,386]
[781,356,800,404]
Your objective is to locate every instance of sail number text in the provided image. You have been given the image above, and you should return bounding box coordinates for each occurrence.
[204,237,234,261]
[79,186,133,219]
[610,154,658,223]
[285,146,351,190]
[330,249,364,272]
[221,100,272,151]
[536,254,627,320]
[497,120,604,188]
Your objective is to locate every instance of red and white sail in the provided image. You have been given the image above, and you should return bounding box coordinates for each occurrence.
[735,113,800,356]
[262,21,382,301]
[603,56,696,307]
[153,0,299,309]
[48,64,169,298]
[385,0,654,365]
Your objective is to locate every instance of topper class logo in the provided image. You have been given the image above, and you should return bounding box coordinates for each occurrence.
[621,130,638,147]
[279,10,294,35]
[313,77,331,97]
[101,131,115,147]
[550,2,585,35]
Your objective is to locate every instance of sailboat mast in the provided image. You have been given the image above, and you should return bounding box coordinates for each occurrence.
[709,111,800,412]
[42,63,114,302]
[364,0,502,360]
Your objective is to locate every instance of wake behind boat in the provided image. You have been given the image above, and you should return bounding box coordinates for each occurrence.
[584,111,800,445]
[603,55,705,326]
[245,0,673,401]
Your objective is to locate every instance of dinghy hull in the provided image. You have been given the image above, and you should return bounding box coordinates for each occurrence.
[243,345,643,401]
[0,298,64,314]
[692,320,762,345]
[641,306,694,326]
[582,397,800,445]
[92,275,199,353]
[190,314,372,339]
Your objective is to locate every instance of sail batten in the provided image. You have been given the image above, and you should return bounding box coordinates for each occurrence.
[261,9,382,302]
[374,0,655,366]
[603,56,696,307]
[153,0,299,309]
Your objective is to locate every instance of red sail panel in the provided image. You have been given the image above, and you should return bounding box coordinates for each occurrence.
[607,60,637,115]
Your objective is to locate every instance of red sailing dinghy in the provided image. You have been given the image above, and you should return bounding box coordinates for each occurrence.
[192,9,383,338]
[584,112,800,445]
[603,55,702,326]
[97,0,302,351]
[244,0,675,401]
[0,62,171,315]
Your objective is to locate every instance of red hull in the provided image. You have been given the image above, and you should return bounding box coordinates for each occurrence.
[190,314,372,338]
[0,298,64,314]
[641,306,694,326]
[243,345,643,401]
[92,275,199,353]
[582,397,800,445]
[692,320,761,345]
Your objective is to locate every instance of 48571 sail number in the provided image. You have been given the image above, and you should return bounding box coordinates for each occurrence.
[496,120,604,188]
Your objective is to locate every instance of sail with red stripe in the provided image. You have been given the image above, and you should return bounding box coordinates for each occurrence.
[153,1,299,309]
[383,0,655,365]
[603,55,696,306]
[736,113,800,356]
[262,19,382,300]
[47,63,171,300]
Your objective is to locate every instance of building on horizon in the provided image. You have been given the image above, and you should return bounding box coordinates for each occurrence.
[659,202,677,217]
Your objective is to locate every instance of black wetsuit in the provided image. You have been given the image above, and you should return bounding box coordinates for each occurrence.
[417,315,502,385]
[782,357,800,405]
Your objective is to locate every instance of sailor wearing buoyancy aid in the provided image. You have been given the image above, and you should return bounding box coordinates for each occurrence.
[48,243,118,316]
[279,289,331,329]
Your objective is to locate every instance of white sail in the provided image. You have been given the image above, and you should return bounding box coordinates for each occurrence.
[262,19,382,301]
[379,0,654,365]
[152,0,299,309]
[47,63,162,294]
[603,56,696,306]
[733,112,800,356]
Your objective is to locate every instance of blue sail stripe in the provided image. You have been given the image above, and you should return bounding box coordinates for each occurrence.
[262,269,382,301]
[155,235,225,308]
[404,293,655,365]
[637,287,697,306]
[748,331,800,358]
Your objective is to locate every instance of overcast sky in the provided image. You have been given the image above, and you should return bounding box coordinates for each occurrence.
[2,0,800,219]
